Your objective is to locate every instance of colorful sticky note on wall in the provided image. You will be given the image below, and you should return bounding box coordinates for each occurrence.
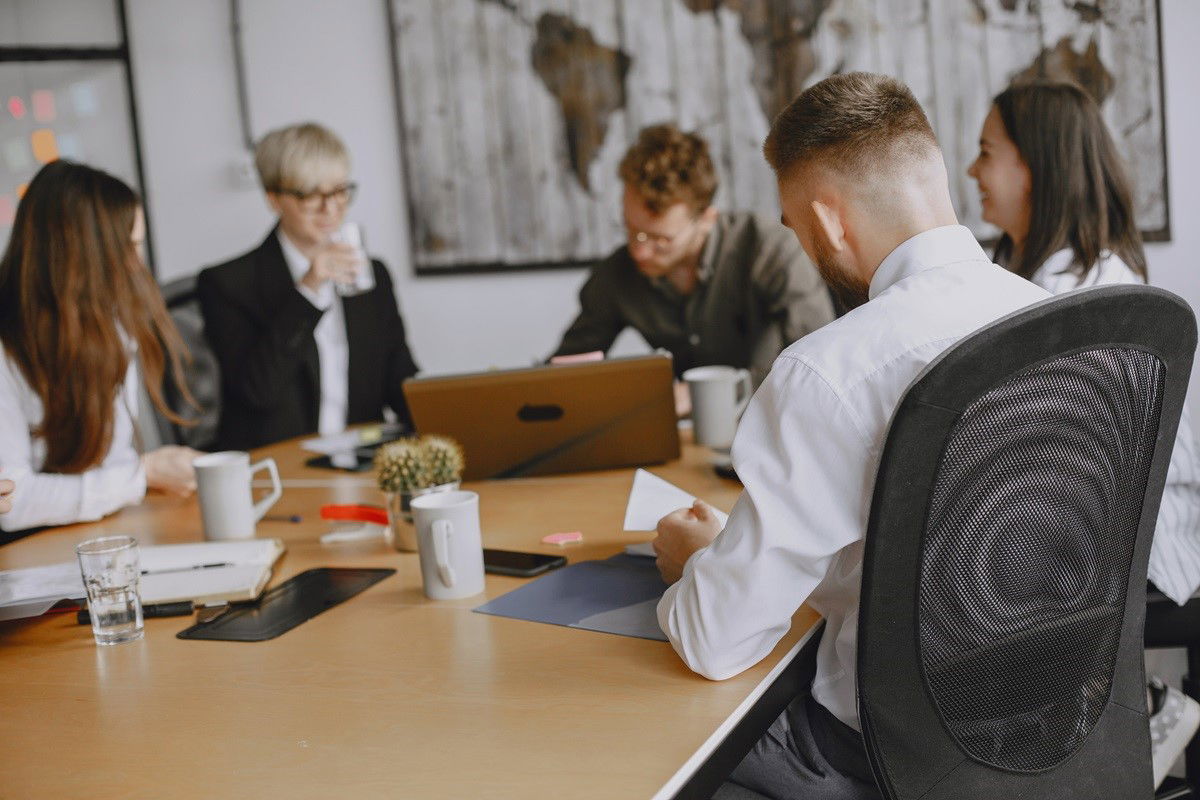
[70,82,99,117]
[31,90,55,123]
[3,138,32,171]
[57,133,82,160]
[7,96,25,120]
[30,129,59,164]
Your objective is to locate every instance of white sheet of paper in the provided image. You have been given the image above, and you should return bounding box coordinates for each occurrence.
[300,430,362,456]
[622,469,729,531]
[621,470,729,557]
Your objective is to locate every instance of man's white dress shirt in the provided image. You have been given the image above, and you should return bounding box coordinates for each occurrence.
[0,346,146,531]
[658,225,1049,732]
[278,231,350,436]
[1031,248,1200,605]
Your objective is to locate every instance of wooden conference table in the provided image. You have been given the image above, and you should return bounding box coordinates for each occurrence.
[0,436,819,799]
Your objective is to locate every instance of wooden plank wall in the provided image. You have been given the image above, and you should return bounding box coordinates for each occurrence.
[390,0,1168,273]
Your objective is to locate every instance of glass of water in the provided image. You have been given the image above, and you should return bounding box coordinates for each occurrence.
[330,221,375,297]
[75,536,144,646]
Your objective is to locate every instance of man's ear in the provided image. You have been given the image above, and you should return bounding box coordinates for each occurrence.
[696,204,720,236]
[265,192,283,216]
[811,198,845,252]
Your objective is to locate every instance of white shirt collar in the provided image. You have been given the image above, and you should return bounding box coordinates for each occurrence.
[868,224,990,300]
[277,229,311,283]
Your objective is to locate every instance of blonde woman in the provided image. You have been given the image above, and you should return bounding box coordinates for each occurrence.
[198,123,418,450]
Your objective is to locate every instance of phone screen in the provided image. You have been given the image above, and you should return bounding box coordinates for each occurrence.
[482,549,567,577]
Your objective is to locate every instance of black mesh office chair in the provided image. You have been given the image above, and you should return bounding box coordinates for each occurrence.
[159,275,220,449]
[858,285,1196,799]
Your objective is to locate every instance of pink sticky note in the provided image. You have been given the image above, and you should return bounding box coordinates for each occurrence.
[542,531,583,546]
[549,351,603,365]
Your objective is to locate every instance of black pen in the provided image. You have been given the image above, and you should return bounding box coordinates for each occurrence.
[140,562,233,576]
[76,601,194,625]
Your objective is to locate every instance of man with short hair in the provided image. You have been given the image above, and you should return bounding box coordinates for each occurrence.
[551,123,834,386]
[652,73,1050,799]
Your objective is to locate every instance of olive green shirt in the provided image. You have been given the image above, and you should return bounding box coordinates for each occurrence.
[553,212,835,383]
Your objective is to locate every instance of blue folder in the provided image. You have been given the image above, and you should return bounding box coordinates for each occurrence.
[473,553,669,641]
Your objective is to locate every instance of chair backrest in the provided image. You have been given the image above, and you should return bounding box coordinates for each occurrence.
[159,275,220,450]
[857,285,1196,800]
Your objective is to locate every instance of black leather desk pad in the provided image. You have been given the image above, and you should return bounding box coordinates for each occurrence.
[176,567,395,642]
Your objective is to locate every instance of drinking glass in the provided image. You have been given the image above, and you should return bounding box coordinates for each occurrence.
[331,222,374,297]
[76,536,144,645]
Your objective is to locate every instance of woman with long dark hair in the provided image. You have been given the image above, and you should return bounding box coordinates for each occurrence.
[0,160,200,532]
[968,80,1200,786]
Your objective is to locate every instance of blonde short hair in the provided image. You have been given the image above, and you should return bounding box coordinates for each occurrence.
[254,122,350,192]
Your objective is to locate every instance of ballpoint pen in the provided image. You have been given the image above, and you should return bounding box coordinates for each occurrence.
[77,601,194,625]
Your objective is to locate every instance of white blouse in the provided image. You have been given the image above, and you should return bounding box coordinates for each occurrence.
[1031,249,1200,605]
[0,345,146,532]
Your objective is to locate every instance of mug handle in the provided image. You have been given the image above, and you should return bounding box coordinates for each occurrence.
[734,369,753,419]
[250,458,282,522]
[432,519,457,588]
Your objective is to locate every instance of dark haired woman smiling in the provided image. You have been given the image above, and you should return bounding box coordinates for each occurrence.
[0,161,200,532]
[968,81,1200,787]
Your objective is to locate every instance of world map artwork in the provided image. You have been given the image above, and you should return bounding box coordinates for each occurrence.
[391,0,1168,273]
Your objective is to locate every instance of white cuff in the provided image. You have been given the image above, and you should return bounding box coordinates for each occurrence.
[296,280,334,311]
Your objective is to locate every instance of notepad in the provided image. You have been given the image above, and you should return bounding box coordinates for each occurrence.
[0,538,285,621]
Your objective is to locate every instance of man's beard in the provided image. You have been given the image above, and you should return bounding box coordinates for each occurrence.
[812,233,869,311]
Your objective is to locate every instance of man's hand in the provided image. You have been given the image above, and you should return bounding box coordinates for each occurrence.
[653,499,723,584]
[673,381,692,418]
[299,241,362,292]
[142,446,201,497]
[0,478,13,514]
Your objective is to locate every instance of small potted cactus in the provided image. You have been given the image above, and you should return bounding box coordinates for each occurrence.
[374,435,465,551]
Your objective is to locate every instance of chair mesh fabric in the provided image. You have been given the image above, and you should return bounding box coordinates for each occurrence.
[917,347,1164,773]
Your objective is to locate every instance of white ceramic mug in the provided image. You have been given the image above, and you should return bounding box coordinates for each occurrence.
[410,490,485,601]
[683,365,753,450]
[193,451,282,540]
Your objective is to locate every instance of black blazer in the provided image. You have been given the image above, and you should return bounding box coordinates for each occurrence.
[196,230,419,451]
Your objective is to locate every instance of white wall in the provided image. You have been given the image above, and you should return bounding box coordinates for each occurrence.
[126,0,614,379]
[126,0,1200,392]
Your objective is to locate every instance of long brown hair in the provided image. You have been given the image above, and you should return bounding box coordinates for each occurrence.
[992,81,1147,282]
[0,161,191,473]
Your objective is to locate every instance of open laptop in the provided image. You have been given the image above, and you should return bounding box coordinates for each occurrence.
[403,354,680,481]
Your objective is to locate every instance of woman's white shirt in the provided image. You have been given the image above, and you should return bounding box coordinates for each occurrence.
[0,345,147,531]
[1031,249,1200,604]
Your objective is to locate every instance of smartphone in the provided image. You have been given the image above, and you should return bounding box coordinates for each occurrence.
[482,549,567,577]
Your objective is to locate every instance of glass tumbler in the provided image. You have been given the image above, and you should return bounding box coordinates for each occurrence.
[75,535,144,645]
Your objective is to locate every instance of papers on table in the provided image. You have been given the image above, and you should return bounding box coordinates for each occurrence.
[0,538,285,621]
[621,469,729,557]
[301,430,363,456]
[300,423,405,456]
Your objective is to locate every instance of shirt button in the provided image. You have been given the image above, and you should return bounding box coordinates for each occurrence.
[689,334,700,345]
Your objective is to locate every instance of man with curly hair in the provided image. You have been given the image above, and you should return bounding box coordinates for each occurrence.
[551,124,834,390]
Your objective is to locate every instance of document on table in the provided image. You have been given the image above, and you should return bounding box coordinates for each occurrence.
[0,538,285,621]
[300,423,405,455]
[621,469,729,557]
